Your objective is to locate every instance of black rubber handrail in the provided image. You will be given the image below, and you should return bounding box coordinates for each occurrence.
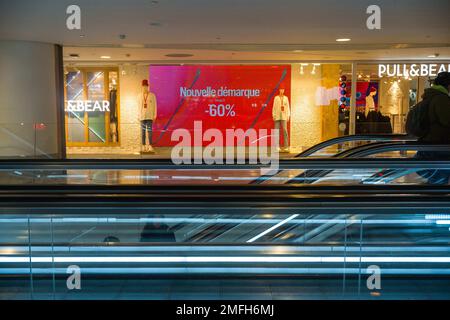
[1,159,450,170]
[333,141,401,158]
[0,185,449,206]
[342,142,450,158]
[295,134,414,157]
[251,141,425,184]
[286,143,450,184]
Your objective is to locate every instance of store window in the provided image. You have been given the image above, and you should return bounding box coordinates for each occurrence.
[64,67,119,146]
[290,63,353,154]
[353,63,443,135]
[145,63,354,154]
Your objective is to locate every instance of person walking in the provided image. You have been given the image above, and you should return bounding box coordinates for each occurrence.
[410,71,450,184]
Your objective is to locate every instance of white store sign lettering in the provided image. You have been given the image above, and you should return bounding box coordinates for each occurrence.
[66,100,110,112]
[378,64,450,78]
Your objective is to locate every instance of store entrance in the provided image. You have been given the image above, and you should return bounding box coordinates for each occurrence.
[65,67,119,147]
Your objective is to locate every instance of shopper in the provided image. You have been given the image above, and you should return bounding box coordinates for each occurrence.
[413,71,450,184]
[140,215,176,242]
[418,72,450,144]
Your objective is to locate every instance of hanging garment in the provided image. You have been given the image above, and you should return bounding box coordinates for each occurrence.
[109,88,117,121]
[378,114,393,134]
[355,111,368,134]
[366,110,380,134]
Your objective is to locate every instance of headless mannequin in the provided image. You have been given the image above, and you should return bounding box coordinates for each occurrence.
[365,89,377,117]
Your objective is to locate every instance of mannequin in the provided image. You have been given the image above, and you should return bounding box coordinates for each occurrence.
[137,79,157,153]
[109,83,118,143]
[365,86,377,117]
[272,87,290,152]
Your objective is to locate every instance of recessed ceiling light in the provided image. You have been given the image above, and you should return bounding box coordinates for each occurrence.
[122,44,145,48]
[336,38,351,42]
[428,53,439,58]
[100,56,111,59]
[165,53,194,58]
[293,50,303,53]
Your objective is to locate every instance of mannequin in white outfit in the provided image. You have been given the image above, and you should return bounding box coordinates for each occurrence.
[137,79,157,153]
[365,87,377,117]
[272,88,290,152]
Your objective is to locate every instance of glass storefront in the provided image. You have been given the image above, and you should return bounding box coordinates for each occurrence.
[63,62,449,158]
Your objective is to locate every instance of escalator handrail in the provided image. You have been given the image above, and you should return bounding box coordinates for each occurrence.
[332,141,397,158]
[295,134,414,158]
[251,141,419,184]
[1,184,449,200]
[1,158,450,170]
[284,142,450,184]
[342,142,450,158]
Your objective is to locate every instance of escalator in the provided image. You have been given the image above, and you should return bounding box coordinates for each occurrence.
[0,134,449,300]
[0,162,449,299]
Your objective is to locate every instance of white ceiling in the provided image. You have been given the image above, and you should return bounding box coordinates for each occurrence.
[62,46,450,63]
[1,0,449,62]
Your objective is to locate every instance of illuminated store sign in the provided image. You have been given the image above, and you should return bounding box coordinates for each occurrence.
[378,64,450,78]
[66,100,110,112]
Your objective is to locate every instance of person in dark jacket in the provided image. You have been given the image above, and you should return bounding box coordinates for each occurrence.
[140,215,176,242]
[420,72,450,144]
[416,71,450,184]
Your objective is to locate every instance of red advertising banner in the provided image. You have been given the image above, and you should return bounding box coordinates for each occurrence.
[149,65,291,146]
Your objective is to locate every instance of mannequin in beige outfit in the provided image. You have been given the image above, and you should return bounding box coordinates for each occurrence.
[272,88,290,152]
[137,79,157,153]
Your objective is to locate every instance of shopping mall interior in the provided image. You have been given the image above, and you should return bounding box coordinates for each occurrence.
[0,0,450,303]
[0,0,449,159]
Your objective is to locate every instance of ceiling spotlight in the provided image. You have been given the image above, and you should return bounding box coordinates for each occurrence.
[100,56,111,59]
[336,38,351,42]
